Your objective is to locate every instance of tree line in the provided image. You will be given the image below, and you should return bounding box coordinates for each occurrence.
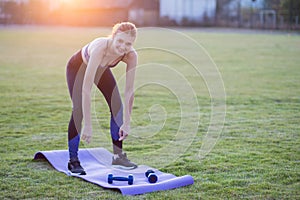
[0,0,299,29]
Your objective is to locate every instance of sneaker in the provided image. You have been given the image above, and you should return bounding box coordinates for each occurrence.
[112,153,137,170]
[68,157,86,175]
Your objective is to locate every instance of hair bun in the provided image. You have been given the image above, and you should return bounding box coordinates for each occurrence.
[112,22,137,37]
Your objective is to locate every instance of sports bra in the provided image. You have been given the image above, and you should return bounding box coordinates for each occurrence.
[82,39,126,68]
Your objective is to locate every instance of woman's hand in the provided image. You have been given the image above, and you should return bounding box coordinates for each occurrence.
[82,125,92,144]
[119,124,130,141]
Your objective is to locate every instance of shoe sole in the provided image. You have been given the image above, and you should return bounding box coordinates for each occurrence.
[68,170,86,175]
[112,164,137,170]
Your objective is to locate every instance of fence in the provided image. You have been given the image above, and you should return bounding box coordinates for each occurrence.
[215,5,299,30]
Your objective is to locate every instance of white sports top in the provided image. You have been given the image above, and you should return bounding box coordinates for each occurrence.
[81,38,103,65]
[81,38,126,68]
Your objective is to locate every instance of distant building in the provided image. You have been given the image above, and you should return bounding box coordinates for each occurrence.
[159,0,217,25]
[129,0,159,26]
[240,0,264,9]
[0,0,223,26]
[51,0,217,26]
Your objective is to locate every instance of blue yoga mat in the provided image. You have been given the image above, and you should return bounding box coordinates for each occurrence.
[33,148,194,196]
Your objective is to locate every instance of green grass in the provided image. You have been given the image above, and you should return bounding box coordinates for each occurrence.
[0,26,299,199]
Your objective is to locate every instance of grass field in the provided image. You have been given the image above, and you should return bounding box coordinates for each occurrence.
[0,26,299,199]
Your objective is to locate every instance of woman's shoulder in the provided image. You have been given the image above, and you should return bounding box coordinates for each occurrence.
[91,37,107,44]
[123,48,137,65]
[89,37,108,53]
[126,48,137,58]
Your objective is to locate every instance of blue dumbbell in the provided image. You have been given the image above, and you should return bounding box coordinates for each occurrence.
[107,173,134,185]
[145,169,158,183]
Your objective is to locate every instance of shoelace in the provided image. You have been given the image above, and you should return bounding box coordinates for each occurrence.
[120,153,130,161]
[71,160,81,167]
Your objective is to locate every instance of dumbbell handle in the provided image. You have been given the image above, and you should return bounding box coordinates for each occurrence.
[112,176,130,181]
[108,174,134,185]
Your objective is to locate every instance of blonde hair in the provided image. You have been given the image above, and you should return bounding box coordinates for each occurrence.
[111,22,137,38]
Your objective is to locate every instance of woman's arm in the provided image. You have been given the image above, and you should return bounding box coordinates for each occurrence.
[119,50,137,141]
[81,45,103,143]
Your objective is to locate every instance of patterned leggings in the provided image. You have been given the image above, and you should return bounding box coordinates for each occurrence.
[66,50,123,159]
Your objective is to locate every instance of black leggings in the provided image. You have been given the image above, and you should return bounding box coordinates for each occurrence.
[66,50,123,159]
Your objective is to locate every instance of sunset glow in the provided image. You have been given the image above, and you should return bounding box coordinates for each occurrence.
[60,0,72,3]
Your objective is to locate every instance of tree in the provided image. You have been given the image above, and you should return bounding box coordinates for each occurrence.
[281,0,300,23]
[262,0,299,26]
[263,0,299,18]
[215,0,236,25]
[263,0,281,10]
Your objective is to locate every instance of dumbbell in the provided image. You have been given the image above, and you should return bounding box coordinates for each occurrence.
[145,169,158,183]
[107,173,134,185]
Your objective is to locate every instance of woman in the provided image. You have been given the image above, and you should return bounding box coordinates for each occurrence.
[66,22,138,175]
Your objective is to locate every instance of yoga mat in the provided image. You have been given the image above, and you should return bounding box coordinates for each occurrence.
[33,148,194,196]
